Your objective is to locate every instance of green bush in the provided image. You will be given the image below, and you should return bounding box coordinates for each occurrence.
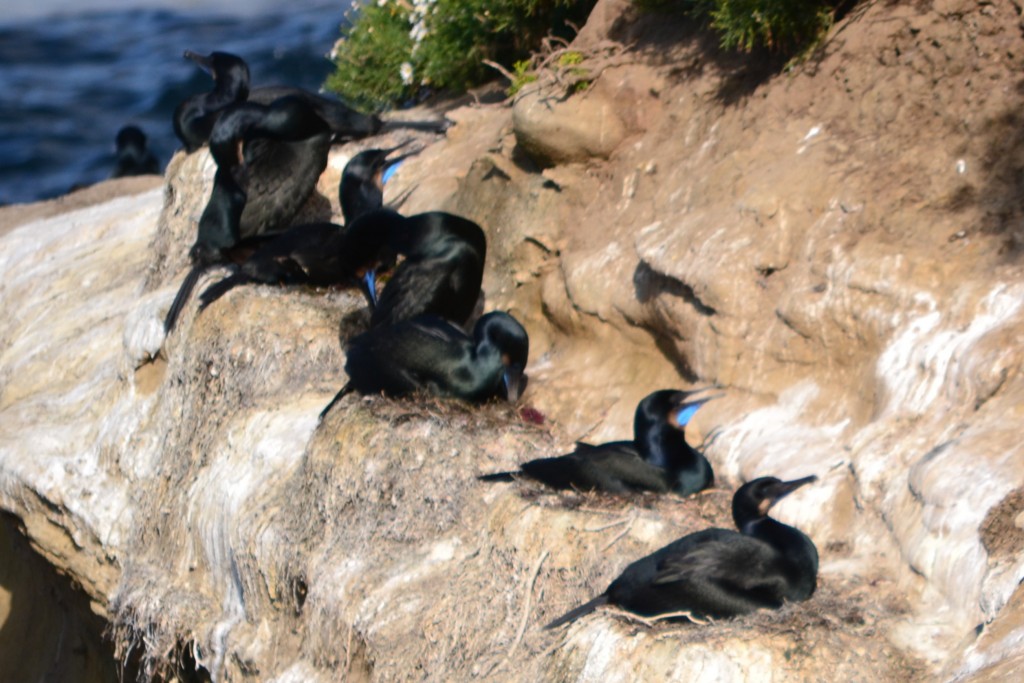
[325,3,415,111]
[708,0,835,53]
[327,0,596,111]
[635,0,838,54]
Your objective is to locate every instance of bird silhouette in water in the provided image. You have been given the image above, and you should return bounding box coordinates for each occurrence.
[545,475,819,629]
[195,144,413,311]
[319,311,529,420]
[346,210,486,328]
[111,126,160,178]
[479,389,717,496]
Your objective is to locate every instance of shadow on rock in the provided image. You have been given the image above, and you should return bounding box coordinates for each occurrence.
[973,104,1024,260]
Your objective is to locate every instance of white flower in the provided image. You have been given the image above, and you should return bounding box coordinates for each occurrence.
[400,62,414,85]
[408,0,435,46]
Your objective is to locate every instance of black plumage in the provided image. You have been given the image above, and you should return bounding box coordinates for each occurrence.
[480,389,717,496]
[210,96,336,242]
[173,50,381,153]
[341,210,486,327]
[195,145,408,310]
[165,50,447,336]
[163,94,336,334]
[319,311,529,420]
[172,49,378,257]
[546,475,819,629]
[173,51,250,153]
[111,126,160,178]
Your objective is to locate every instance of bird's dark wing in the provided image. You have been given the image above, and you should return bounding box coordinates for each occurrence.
[520,443,670,494]
[371,244,482,327]
[345,317,469,396]
[238,135,331,239]
[214,223,344,286]
[654,535,780,585]
[248,87,380,139]
[574,445,672,493]
[651,534,790,611]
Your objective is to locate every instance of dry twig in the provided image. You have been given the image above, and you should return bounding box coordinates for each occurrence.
[604,605,713,627]
[506,548,550,660]
[601,510,638,551]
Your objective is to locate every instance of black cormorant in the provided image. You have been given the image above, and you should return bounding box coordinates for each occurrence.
[172,49,447,153]
[163,94,338,334]
[319,311,529,419]
[111,126,161,178]
[546,475,819,628]
[479,389,717,496]
[173,50,380,153]
[195,145,409,311]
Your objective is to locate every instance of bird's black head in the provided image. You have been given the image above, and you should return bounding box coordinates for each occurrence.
[732,475,817,527]
[339,143,411,222]
[115,125,147,152]
[344,141,413,186]
[474,312,529,402]
[184,50,250,93]
[339,209,403,307]
[634,388,720,435]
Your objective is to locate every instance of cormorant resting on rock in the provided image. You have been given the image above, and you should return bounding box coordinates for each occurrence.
[195,145,411,311]
[319,311,529,420]
[545,475,819,629]
[111,126,160,177]
[164,50,447,336]
[163,94,337,334]
[479,389,717,496]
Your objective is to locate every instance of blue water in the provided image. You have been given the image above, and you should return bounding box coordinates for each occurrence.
[0,2,355,205]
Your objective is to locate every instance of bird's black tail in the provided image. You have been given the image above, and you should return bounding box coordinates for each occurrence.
[319,382,355,422]
[477,471,518,483]
[545,595,609,630]
[164,264,207,334]
[198,271,249,312]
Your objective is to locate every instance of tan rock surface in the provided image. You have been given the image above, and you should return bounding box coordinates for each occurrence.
[2,0,1024,680]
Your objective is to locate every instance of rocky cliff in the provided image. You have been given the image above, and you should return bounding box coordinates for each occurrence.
[2,0,1024,680]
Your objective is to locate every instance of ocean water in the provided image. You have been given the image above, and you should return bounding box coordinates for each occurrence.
[0,1,355,205]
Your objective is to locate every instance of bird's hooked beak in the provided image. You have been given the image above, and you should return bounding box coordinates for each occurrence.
[759,475,818,515]
[672,393,723,427]
[184,50,214,76]
[502,364,526,403]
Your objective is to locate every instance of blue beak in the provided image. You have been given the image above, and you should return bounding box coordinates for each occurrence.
[674,394,721,426]
[381,160,403,185]
[361,269,378,309]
